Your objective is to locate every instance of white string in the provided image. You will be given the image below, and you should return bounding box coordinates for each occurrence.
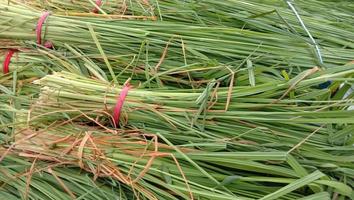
[285,0,323,64]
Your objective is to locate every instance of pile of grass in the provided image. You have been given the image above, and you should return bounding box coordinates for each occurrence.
[5,64,352,199]
[5,120,353,200]
[1,0,354,200]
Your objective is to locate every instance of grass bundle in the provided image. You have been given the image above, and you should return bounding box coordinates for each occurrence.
[21,0,354,50]
[21,64,354,190]
[1,1,354,74]
[3,0,352,90]
[6,121,353,199]
[30,64,354,134]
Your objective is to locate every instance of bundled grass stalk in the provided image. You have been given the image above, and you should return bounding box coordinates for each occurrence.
[2,0,353,90]
[22,64,354,191]
[31,64,354,133]
[17,0,354,50]
[6,122,353,199]
[1,1,354,73]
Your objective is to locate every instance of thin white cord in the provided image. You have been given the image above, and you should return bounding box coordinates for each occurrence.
[285,0,323,64]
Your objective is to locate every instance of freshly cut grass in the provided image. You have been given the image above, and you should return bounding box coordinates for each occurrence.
[2,0,354,91]
[21,0,354,50]
[5,122,352,200]
[1,1,354,200]
[152,0,354,48]
[0,154,134,200]
[2,43,354,200]
[18,64,354,196]
[30,64,354,131]
[18,0,155,17]
[1,1,354,73]
[0,46,237,88]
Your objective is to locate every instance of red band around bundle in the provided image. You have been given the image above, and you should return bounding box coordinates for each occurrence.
[36,11,53,48]
[92,0,103,13]
[3,49,17,74]
[113,84,131,127]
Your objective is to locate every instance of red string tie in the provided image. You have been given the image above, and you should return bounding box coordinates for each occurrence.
[92,0,103,14]
[36,11,53,49]
[113,84,131,127]
[3,49,17,74]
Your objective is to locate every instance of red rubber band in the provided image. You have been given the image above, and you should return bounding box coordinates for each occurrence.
[36,11,53,48]
[92,0,103,13]
[3,49,17,74]
[113,84,131,127]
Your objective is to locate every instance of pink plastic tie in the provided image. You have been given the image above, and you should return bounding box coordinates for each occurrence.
[92,0,103,13]
[3,49,17,74]
[36,11,53,48]
[113,84,131,127]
